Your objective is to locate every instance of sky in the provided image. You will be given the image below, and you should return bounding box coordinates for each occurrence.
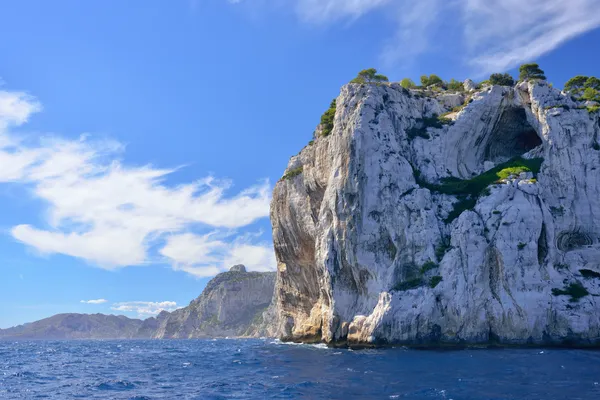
[1,0,600,328]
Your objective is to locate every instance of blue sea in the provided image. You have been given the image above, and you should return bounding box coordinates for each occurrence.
[1,339,599,399]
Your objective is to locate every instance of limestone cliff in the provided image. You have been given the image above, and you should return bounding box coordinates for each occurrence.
[271,79,600,346]
[153,265,276,338]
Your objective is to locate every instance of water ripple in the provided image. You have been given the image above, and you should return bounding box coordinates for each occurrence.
[0,339,599,399]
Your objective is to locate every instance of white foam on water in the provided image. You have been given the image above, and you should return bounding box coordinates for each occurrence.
[269,340,330,350]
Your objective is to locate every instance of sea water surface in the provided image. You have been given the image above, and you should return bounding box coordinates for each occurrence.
[1,339,599,399]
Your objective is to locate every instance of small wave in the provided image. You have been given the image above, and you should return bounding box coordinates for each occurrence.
[96,380,136,391]
[269,340,330,350]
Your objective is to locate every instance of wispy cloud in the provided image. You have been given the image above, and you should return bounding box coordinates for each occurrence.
[464,0,600,73]
[111,301,179,317]
[228,0,600,75]
[293,0,390,23]
[80,299,108,304]
[0,86,274,277]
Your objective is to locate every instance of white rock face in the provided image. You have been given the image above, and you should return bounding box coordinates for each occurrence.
[270,81,600,346]
[464,79,477,92]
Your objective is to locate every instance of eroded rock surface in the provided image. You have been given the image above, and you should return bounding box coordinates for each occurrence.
[271,80,600,346]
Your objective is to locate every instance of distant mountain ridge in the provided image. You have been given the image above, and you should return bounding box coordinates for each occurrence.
[0,265,276,340]
[0,313,146,340]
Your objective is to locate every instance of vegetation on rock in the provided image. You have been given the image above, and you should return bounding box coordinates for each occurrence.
[563,75,600,113]
[447,79,464,91]
[281,166,303,181]
[351,68,389,84]
[564,75,590,93]
[435,242,451,261]
[420,261,439,274]
[392,260,441,292]
[519,63,546,81]
[414,157,543,223]
[406,114,453,141]
[489,73,515,86]
[552,282,589,302]
[320,99,337,137]
[400,78,416,89]
[579,269,600,279]
[416,157,543,197]
[392,278,423,292]
[420,74,443,87]
[429,276,443,288]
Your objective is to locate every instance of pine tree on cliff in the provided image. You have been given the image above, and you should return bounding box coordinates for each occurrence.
[519,63,546,81]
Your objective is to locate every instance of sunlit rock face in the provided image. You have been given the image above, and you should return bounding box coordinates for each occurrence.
[153,265,276,339]
[270,80,600,346]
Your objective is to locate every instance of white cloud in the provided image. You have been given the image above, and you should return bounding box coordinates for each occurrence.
[80,299,108,304]
[0,90,41,131]
[464,0,600,73]
[111,301,179,317]
[236,0,600,75]
[0,87,272,275]
[160,232,276,277]
[223,240,277,272]
[294,0,390,23]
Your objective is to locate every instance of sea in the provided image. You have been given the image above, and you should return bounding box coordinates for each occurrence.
[1,339,599,399]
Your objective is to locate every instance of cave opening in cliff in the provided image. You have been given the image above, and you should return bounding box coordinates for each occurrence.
[484,107,542,162]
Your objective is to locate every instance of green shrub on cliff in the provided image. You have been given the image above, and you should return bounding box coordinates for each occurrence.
[552,282,589,302]
[420,261,439,274]
[414,157,543,223]
[281,166,303,181]
[320,99,337,137]
[351,68,389,84]
[400,78,416,89]
[565,75,600,111]
[392,278,423,291]
[585,76,600,91]
[420,74,443,88]
[429,276,443,288]
[564,75,589,93]
[519,63,546,81]
[406,114,453,141]
[489,73,515,86]
[447,79,464,91]
[579,269,600,279]
[415,157,543,198]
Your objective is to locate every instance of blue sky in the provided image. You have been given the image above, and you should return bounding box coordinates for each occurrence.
[1,0,600,328]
